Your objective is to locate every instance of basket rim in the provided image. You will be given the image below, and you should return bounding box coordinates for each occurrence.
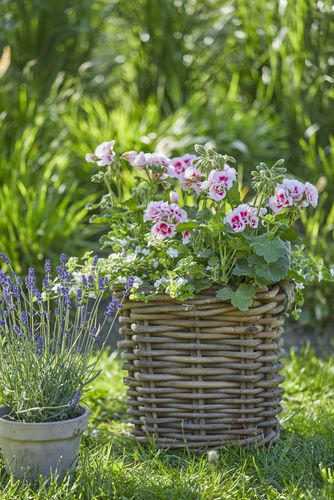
[115,280,294,308]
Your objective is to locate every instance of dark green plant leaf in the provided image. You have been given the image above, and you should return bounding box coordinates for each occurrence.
[226,182,241,206]
[216,287,234,301]
[251,234,286,263]
[217,283,256,311]
[175,221,199,232]
[192,279,212,292]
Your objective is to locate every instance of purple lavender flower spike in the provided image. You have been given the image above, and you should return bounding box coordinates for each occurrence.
[104,297,121,317]
[21,310,28,325]
[76,288,83,306]
[57,265,71,282]
[25,268,36,291]
[60,253,67,264]
[124,276,135,296]
[92,255,99,268]
[69,390,81,407]
[44,259,52,274]
[34,288,43,303]
[13,325,23,337]
[0,253,10,265]
[42,278,50,290]
[90,326,99,340]
[36,336,44,356]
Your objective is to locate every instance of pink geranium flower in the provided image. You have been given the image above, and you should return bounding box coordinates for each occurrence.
[268,178,318,213]
[144,201,165,222]
[225,213,246,232]
[169,191,180,203]
[201,165,237,201]
[268,188,293,213]
[167,158,188,179]
[281,179,305,199]
[181,166,203,192]
[224,204,260,232]
[144,200,188,240]
[181,154,197,167]
[208,166,236,189]
[207,183,227,201]
[122,151,138,165]
[304,182,318,207]
[151,221,176,239]
[167,154,197,180]
[135,152,170,169]
[86,141,115,166]
[182,230,191,244]
[169,204,188,223]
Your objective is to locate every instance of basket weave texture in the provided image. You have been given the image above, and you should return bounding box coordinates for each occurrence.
[118,282,293,449]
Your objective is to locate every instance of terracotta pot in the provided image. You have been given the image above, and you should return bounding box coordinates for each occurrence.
[0,405,89,481]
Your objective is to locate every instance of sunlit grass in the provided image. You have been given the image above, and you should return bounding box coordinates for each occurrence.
[0,347,333,498]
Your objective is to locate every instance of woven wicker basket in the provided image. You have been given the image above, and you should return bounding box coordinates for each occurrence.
[118,282,293,449]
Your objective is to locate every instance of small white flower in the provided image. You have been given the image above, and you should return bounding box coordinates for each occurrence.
[73,271,84,283]
[205,265,211,271]
[119,239,128,246]
[175,277,188,286]
[133,278,143,289]
[294,282,305,290]
[117,277,127,284]
[330,267,334,277]
[167,248,179,258]
[135,246,142,254]
[153,260,159,268]
[154,277,169,288]
[318,271,323,281]
[142,248,150,256]
[108,253,119,261]
[125,254,136,263]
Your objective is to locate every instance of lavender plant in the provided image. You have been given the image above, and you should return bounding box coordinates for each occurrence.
[0,252,130,423]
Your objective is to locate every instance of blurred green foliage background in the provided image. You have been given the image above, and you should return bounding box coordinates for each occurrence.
[0,0,333,326]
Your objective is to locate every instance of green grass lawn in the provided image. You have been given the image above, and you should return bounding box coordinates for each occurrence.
[0,346,333,499]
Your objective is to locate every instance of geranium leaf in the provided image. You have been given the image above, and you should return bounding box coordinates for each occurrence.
[233,259,254,276]
[247,255,289,282]
[216,287,234,301]
[226,182,241,206]
[216,283,256,311]
[193,279,212,292]
[231,283,256,311]
[251,234,286,263]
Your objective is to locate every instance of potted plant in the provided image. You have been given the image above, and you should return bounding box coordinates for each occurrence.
[79,141,331,448]
[0,252,129,481]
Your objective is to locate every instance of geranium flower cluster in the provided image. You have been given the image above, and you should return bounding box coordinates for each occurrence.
[85,141,319,239]
[201,166,237,201]
[124,151,170,169]
[81,141,328,313]
[167,154,204,192]
[224,204,264,233]
[168,156,237,199]
[86,141,115,166]
[268,179,318,213]
[144,201,190,242]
